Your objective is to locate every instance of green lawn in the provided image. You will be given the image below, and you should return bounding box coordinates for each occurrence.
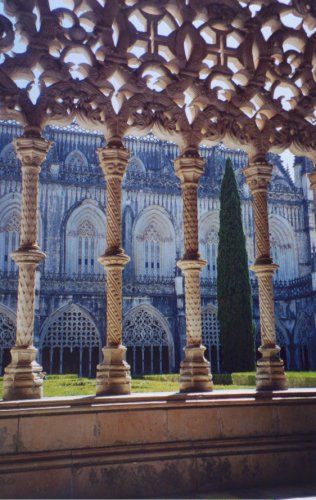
[0,374,250,398]
[0,372,315,399]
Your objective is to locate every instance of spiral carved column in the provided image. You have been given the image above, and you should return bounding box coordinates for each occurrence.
[244,161,288,391]
[3,132,51,400]
[96,141,131,395]
[175,150,213,392]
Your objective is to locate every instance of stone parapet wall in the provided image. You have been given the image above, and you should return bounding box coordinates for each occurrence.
[0,390,315,498]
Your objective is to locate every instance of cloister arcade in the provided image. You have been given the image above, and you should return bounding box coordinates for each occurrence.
[0,0,315,401]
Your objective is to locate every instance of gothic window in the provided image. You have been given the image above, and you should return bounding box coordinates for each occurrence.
[202,305,221,373]
[64,150,88,172]
[65,201,105,275]
[41,304,101,377]
[123,305,174,374]
[1,211,20,272]
[199,213,219,280]
[0,143,18,166]
[127,156,146,175]
[269,214,298,281]
[134,207,175,278]
[201,229,218,279]
[0,307,16,375]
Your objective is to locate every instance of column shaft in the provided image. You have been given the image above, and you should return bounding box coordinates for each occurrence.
[244,161,287,391]
[175,151,213,392]
[96,141,131,395]
[3,133,51,401]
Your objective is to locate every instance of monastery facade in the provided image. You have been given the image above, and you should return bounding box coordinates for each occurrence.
[0,122,315,376]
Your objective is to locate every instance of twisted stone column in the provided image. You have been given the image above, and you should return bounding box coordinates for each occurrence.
[244,161,288,391]
[3,132,51,400]
[175,150,213,392]
[96,140,131,395]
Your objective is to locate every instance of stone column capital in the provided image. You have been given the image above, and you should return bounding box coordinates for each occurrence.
[177,259,206,272]
[174,151,205,185]
[308,170,316,190]
[243,162,273,194]
[251,262,279,277]
[98,144,130,179]
[14,135,52,169]
[98,253,130,269]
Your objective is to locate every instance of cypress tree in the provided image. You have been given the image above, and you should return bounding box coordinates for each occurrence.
[217,158,254,372]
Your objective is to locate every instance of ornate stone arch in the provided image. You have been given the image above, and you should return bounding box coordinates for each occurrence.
[133,205,176,278]
[123,304,175,372]
[64,149,88,171]
[199,212,220,279]
[40,303,102,376]
[269,213,298,280]
[63,199,106,274]
[201,304,221,372]
[0,304,16,374]
[41,303,101,349]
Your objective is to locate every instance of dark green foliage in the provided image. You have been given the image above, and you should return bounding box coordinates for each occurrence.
[217,158,254,372]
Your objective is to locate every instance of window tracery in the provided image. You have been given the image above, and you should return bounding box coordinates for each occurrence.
[201,229,219,279]
[123,308,169,348]
[0,143,18,166]
[201,305,221,373]
[123,305,173,374]
[42,304,100,350]
[269,215,298,281]
[134,207,175,278]
[0,209,20,273]
[65,202,105,275]
[65,150,88,172]
[0,311,15,349]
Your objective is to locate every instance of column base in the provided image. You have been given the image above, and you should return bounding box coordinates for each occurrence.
[96,345,131,396]
[3,346,44,400]
[256,346,288,391]
[179,346,213,393]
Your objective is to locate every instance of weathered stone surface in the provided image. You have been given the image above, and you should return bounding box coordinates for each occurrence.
[0,390,315,499]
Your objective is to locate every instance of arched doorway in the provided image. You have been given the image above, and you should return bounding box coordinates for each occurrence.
[123,305,174,375]
[201,305,221,373]
[0,305,16,375]
[40,304,101,377]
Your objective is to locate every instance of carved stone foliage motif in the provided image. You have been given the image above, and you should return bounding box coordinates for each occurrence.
[0,1,315,154]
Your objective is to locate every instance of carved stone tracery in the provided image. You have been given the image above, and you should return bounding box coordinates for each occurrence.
[0,1,314,154]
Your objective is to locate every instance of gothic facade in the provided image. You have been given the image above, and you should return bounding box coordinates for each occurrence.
[0,122,315,376]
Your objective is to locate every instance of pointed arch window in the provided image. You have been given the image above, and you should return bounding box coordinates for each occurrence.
[201,228,219,279]
[123,305,174,375]
[269,215,298,281]
[65,202,106,275]
[41,304,101,377]
[134,207,176,279]
[0,211,20,273]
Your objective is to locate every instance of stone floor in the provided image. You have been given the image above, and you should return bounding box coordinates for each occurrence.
[171,482,316,499]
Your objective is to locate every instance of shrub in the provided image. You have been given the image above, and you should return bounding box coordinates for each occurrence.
[231,371,316,388]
